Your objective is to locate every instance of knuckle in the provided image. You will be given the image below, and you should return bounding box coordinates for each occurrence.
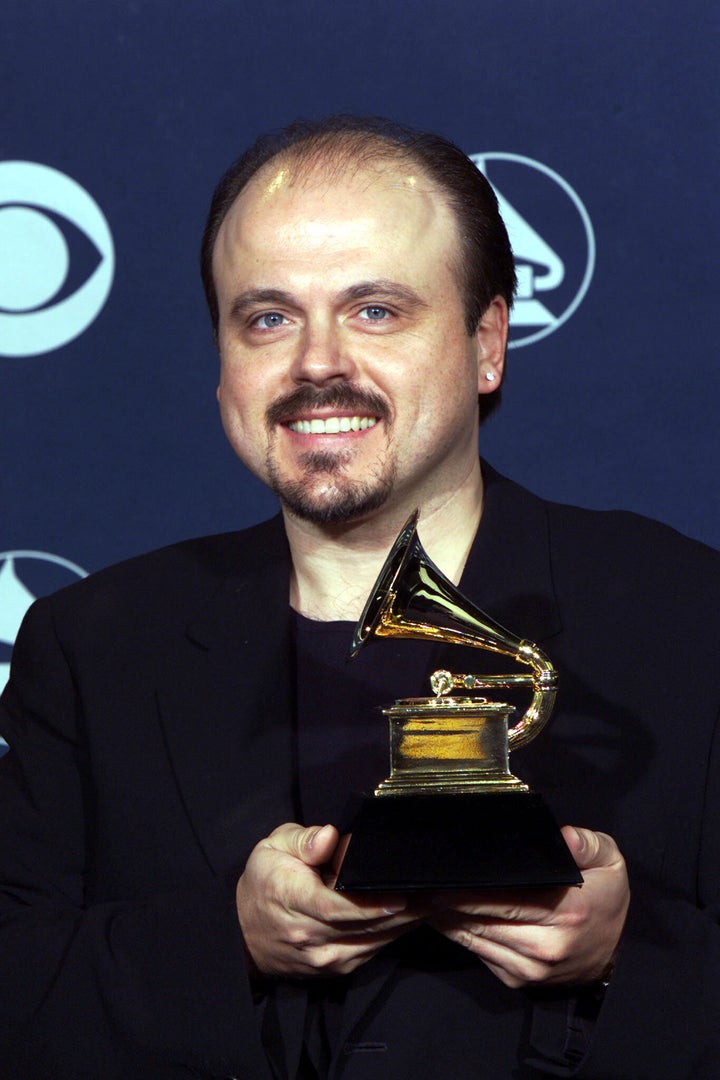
[535,943,564,966]
[286,922,314,948]
[512,953,556,983]
[313,942,342,969]
[269,822,306,856]
[532,933,568,966]
[563,906,585,931]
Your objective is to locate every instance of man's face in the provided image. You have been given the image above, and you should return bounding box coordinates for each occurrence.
[213,156,506,525]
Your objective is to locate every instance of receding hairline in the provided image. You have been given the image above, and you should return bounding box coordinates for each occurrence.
[242,128,439,189]
[212,132,468,291]
[216,132,459,233]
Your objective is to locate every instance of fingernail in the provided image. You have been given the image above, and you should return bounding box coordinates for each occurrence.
[571,827,586,855]
[306,824,332,850]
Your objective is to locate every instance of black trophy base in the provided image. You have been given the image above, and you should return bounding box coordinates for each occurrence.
[334,792,583,892]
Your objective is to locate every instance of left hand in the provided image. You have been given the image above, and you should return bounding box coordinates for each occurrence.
[427,826,630,988]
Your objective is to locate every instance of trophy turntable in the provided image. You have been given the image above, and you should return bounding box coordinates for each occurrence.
[335,511,582,892]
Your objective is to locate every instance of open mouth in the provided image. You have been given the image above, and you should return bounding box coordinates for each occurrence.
[286,416,378,434]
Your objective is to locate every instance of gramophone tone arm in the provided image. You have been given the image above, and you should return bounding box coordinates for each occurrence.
[430,670,535,695]
[430,642,558,751]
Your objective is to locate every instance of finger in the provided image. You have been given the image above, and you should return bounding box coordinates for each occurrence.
[267,900,420,949]
[254,825,410,923]
[561,826,622,871]
[435,922,550,981]
[307,882,410,925]
[294,925,418,977]
[267,822,340,867]
[432,913,566,958]
[323,907,422,933]
[433,920,570,987]
[427,888,567,923]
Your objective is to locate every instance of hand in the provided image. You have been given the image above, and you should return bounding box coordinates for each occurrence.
[236,822,422,979]
[427,826,630,989]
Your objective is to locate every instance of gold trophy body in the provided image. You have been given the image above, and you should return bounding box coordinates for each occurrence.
[335,512,582,892]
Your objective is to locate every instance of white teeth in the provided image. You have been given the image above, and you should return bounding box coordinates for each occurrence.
[288,416,377,434]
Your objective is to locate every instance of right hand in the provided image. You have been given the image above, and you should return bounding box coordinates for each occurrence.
[236,822,420,978]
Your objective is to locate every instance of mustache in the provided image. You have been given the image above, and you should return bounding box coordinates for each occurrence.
[266,384,390,427]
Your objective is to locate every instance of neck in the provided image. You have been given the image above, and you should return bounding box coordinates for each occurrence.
[284,462,484,622]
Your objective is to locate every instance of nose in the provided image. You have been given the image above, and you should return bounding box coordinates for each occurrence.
[290,318,357,385]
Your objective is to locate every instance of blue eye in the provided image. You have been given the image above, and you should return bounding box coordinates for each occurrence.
[254,312,286,329]
[361,305,389,321]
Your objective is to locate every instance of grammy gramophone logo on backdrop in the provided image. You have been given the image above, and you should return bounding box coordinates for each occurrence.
[0,550,88,755]
[471,152,595,349]
[0,161,115,357]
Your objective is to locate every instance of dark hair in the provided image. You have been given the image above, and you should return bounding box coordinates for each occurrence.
[200,116,516,421]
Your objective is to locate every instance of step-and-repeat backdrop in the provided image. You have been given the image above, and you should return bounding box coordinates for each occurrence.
[2,2,718,736]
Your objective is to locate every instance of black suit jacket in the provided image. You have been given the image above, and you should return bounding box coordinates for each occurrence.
[1,464,719,1078]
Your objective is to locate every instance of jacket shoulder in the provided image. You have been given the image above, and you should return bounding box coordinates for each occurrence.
[481,461,719,632]
[43,515,289,624]
[547,499,719,590]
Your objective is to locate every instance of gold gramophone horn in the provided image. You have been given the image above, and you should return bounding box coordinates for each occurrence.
[351,510,557,751]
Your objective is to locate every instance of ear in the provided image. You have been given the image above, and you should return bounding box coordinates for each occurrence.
[475,296,508,396]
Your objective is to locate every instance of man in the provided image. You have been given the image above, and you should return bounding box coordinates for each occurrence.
[0,117,718,1078]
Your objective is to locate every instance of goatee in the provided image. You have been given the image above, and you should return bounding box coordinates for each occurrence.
[267,448,396,524]
[265,383,395,523]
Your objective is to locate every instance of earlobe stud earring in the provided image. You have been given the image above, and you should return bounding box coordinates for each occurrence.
[484,371,497,383]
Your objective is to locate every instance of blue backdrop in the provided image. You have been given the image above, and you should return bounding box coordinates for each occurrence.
[2,1,718,705]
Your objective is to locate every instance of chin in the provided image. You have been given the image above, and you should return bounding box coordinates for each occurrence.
[275,477,394,525]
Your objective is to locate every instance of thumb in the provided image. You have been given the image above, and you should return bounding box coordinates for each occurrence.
[561,825,620,871]
[270,822,340,866]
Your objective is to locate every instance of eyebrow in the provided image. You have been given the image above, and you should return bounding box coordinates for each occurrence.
[338,280,428,309]
[227,280,428,322]
[228,289,296,323]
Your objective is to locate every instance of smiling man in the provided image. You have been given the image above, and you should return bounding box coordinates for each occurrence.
[204,122,518,628]
[1,117,719,1079]
[213,151,496,534]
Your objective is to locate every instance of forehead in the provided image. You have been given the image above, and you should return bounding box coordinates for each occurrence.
[213,156,461,280]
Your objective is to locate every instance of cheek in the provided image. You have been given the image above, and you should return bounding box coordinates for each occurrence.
[218,362,261,416]
[217,377,265,452]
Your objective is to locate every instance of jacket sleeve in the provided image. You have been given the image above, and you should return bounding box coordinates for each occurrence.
[0,598,273,1080]
[523,703,720,1080]
[519,507,720,1079]
[574,703,720,1080]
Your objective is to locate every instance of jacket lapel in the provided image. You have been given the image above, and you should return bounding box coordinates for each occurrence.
[460,461,562,643]
[155,517,299,878]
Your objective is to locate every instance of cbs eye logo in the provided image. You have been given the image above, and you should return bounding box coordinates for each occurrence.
[0,161,115,357]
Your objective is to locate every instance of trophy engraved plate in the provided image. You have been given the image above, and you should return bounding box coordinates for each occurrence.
[335,511,582,892]
[379,698,526,794]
